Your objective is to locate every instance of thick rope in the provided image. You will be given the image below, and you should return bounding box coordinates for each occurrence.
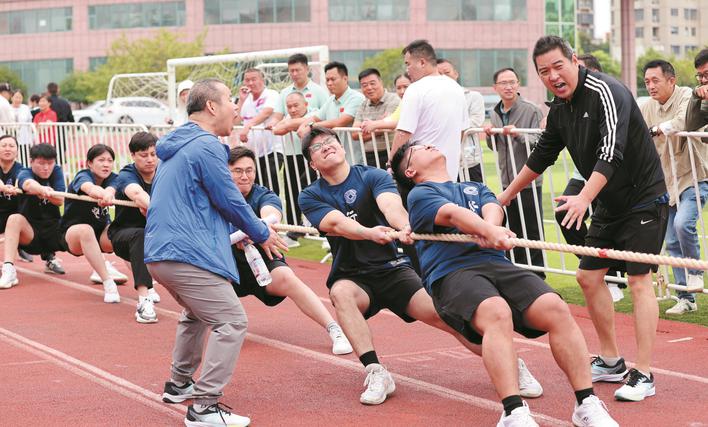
[14,189,139,208]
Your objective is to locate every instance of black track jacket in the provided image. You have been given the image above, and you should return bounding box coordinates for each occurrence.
[526,67,665,215]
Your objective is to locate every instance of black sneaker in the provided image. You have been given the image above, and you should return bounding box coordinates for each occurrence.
[162,379,195,403]
[590,356,628,383]
[185,402,250,427]
[286,230,305,240]
[614,368,656,401]
[17,249,33,263]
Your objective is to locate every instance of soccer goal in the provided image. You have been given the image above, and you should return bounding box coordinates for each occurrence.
[106,72,169,103]
[165,45,329,118]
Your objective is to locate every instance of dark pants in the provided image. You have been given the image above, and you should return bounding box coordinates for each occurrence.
[364,150,389,169]
[464,164,483,183]
[109,227,153,290]
[283,154,317,226]
[506,186,545,278]
[256,152,284,196]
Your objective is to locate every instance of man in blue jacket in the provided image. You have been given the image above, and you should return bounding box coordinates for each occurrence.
[145,78,286,427]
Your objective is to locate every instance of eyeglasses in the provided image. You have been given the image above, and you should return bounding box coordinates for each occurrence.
[495,80,519,87]
[405,145,426,171]
[232,168,255,176]
[696,71,708,82]
[308,137,338,154]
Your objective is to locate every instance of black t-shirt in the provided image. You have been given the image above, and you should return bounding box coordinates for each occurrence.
[108,163,152,231]
[17,165,65,222]
[60,169,116,231]
[49,95,74,123]
[0,162,23,214]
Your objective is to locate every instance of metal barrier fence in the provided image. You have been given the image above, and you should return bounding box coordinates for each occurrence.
[2,122,705,296]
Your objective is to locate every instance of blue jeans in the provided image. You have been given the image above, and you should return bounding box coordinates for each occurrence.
[665,181,708,302]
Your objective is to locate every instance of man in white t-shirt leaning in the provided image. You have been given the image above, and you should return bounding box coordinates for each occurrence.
[391,40,469,182]
[235,68,283,195]
[0,83,13,125]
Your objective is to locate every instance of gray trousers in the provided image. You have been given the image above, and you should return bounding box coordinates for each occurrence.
[147,261,248,405]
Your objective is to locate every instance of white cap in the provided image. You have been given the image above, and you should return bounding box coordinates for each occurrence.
[177,80,193,95]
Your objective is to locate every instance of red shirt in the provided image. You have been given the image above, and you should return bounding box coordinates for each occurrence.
[33,108,58,144]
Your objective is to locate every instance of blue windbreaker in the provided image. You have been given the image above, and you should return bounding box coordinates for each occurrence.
[144,122,270,282]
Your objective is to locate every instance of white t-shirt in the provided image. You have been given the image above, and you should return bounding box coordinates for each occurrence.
[0,96,13,124]
[397,75,469,180]
[240,88,281,156]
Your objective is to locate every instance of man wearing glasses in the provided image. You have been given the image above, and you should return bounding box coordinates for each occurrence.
[483,67,546,278]
[686,48,708,131]
[298,126,543,407]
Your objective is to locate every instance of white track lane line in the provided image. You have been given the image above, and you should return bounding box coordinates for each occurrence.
[0,327,184,420]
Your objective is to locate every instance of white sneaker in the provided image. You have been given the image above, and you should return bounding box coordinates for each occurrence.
[0,263,18,289]
[517,358,543,398]
[148,287,161,303]
[614,368,655,402]
[572,395,618,427]
[665,299,697,315]
[103,280,120,304]
[90,261,129,284]
[607,282,624,302]
[360,363,395,405]
[686,274,705,293]
[328,324,353,355]
[283,236,301,248]
[185,403,250,427]
[497,401,538,427]
[135,297,158,323]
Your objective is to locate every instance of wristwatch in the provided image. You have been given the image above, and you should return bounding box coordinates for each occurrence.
[649,125,659,137]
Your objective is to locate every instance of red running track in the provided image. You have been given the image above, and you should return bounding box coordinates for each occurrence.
[0,254,707,426]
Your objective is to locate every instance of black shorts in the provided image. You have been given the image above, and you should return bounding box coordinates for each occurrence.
[581,198,669,276]
[232,252,288,307]
[332,266,423,323]
[431,261,555,345]
[61,223,108,257]
[109,227,153,289]
[20,219,67,255]
[0,212,10,233]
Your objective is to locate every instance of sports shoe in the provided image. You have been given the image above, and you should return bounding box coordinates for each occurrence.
[162,379,194,403]
[665,298,697,315]
[607,282,624,302]
[136,297,158,323]
[496,401,538,427]
[614,368,655,401]
[90,261,129,284]
[685,274,705,293]
[282,236,301,248]
[360,363,395,405]
[17,250,33,263]
[590,356,628,383]
[328,324,353,355]
[517,358,543,398]
[185,402,250,427]
[148,287,161,303]
[103,280,120,304]
[286,230,305,240]
[0,263,18,289]
[572,395,618,427]
[44,257,65,274]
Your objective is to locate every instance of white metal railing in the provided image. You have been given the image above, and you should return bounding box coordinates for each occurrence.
[2,122,705,296]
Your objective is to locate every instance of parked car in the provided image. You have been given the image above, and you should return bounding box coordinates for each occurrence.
[98,97,170,126]
[73,100,106,124]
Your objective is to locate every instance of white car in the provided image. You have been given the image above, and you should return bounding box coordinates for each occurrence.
[99,97,170,126]
[73,100,106,124]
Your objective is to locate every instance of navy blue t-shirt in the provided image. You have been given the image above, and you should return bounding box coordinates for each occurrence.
[61,169,117,231]
[408,181,509,293]
[0,162,23,214]
[299,165,409,287]
[109,163,153,231]
[17,165,65,222]
[230,184,284,264]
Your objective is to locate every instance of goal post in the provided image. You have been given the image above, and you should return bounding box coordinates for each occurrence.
[106,72,169,103]
[165,45,330,119]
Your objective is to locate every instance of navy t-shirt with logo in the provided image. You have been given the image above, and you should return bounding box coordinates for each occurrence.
[0,161,23,215]
[299,164,410,287]
[407,180,509,293]
[61,169,116,232]
[17,165,65,222]
[109,163,153,231]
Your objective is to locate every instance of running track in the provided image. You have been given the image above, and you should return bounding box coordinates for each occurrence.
[1,254,707,426]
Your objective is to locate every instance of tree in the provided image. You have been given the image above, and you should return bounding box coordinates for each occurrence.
[76,29,207,102]
[0,66,27,96]
[588,50,621,78]
[60,71,94,104]
[361,48,405,88]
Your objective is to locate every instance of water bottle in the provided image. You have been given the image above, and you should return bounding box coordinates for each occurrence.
[230,214,279,245]
[244,243,272,287]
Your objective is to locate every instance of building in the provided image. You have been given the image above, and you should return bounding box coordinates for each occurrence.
[576,0,594,41]
[611,0,708,60]
[0,0,552,104]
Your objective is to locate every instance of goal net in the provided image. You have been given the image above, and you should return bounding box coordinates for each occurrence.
[166,46,329,118]
[106,72,169,102]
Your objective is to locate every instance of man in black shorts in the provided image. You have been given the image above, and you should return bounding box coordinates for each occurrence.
[392,142,617,427]
[499,36,669,402]
[0,144,66,288]
[299,126,542,406]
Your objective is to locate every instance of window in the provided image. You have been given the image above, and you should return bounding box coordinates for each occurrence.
[0,59,73,95]
[436,49,528,87]
[691,27,696,36]
[670,8,678,17]
[88,2,185,29]
[634,8,643,21]
[670,26,678,35]
[89,57,107,71]
[651,8,659,23]
[684,8,697,20]
[329,0,408,21]
[652,26,659,40]
[205,0,310,24]
[671,45,681,55]
[635,27,644,38]
[428,0,527,21]
[0,7,71,34]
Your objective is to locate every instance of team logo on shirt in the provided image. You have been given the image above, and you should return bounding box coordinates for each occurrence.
[255,98,266,108]
[339,107,344,113]
[467,200,479,213]
[344,189,357,204]
[305,93,312,98]
[463,185,478,196]
[92,206,110,219]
